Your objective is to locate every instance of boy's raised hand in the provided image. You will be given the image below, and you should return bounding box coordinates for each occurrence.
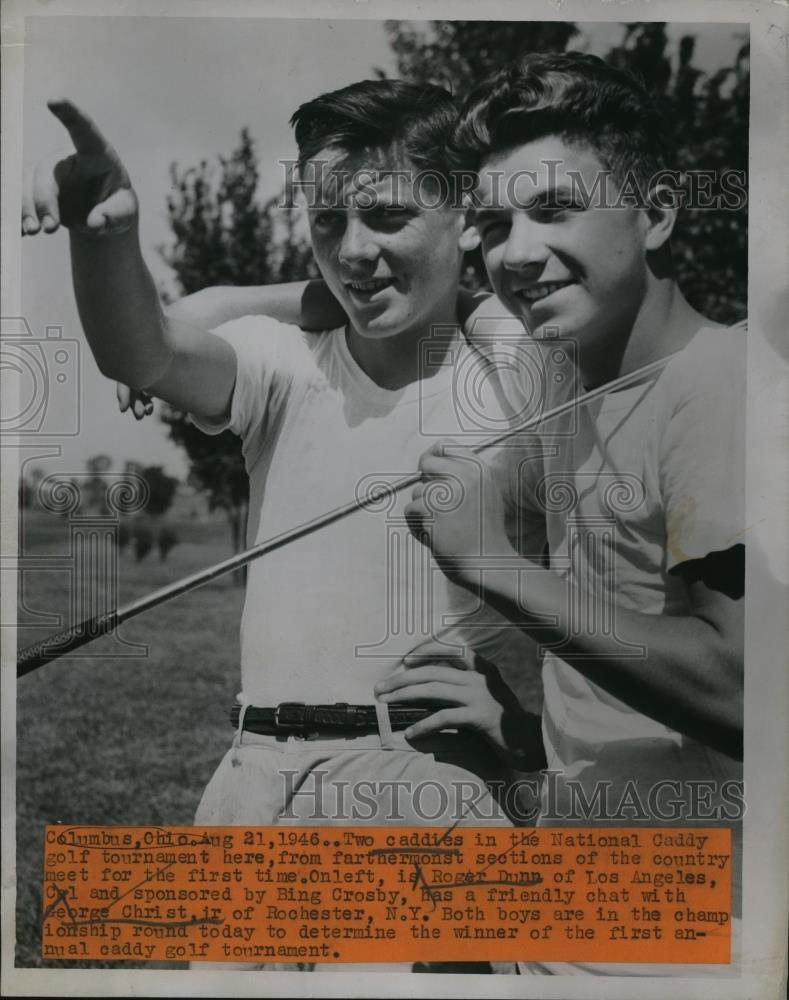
[22,100,137,236]
[20,100,237,419]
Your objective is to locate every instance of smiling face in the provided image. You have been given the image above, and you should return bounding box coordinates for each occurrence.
[304,146,467,343]
[473,135,652,353]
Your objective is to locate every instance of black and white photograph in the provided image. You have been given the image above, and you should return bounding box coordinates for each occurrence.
[1,1,787,997]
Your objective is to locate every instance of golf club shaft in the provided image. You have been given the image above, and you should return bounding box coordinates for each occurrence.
[17,351,673,676]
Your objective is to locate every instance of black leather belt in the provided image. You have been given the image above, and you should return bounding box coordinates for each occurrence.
[230,702,432,736]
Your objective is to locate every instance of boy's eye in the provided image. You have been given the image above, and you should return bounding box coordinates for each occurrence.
[312,210,343,229]
[364,205,411,227]
[531,195,583,220]
[476,216,510,241]
[531,206,566,223]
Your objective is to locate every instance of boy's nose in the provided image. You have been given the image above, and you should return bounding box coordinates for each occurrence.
[501,214,548,273]
[339,218,378,266]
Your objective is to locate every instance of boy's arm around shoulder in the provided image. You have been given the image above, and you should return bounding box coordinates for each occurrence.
[117,279,348,420]
[143,308,237,418]
[165,280,347,332]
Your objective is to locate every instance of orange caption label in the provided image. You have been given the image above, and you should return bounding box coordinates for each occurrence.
[42,826,731,964]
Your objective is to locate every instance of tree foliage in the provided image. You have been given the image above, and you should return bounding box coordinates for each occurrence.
[133,523,154,563]
[157,525,179,561]
[140,465,179,518]
[84,454,113,514]
[611,25,748,323]
[162,129,315,292]
[378,20,578,92]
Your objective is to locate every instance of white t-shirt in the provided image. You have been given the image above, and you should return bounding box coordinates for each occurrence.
[495,325,746,971]
[509,325,745,805]
[193,316,532,706]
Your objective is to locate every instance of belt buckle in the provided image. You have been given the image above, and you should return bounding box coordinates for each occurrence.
[274,702,307,732]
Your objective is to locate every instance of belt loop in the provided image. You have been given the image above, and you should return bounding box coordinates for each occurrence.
[231,698,251,766]
[375,700,396,750]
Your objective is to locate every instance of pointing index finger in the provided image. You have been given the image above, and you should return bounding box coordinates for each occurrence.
[47,99,109,156]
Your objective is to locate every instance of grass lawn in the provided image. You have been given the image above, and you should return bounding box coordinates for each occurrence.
[15,511,243,968]
[13,509,543,970]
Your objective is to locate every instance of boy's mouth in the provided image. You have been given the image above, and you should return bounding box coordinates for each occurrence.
[346,277,396,298]
[516,280,575,305]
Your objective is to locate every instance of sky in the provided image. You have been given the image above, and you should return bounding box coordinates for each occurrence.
[18,16,748,480]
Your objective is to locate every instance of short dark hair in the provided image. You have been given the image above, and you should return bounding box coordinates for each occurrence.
[290,79,458,178]
[449,52,674,197]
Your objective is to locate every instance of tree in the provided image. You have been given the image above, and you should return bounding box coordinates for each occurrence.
[84,454,113,514]
[133,523,154,562]
[159,410,250,577]
[159,129,317,580]
[378,20,578,92]
[18,475,33,510]
[140,465,179,518]
[157,525,179,562]
[605,23,748,323]
[18,466,45,510]
[117,520,131,553]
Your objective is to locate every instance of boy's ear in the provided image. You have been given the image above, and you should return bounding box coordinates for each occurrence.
[644,184,679,252]
[458,223,481,253]
[457,193,481,252]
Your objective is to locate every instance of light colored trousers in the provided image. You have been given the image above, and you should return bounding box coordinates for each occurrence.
[192,724,513,972]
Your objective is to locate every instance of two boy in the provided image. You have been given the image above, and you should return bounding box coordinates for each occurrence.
[24,52,744,976]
